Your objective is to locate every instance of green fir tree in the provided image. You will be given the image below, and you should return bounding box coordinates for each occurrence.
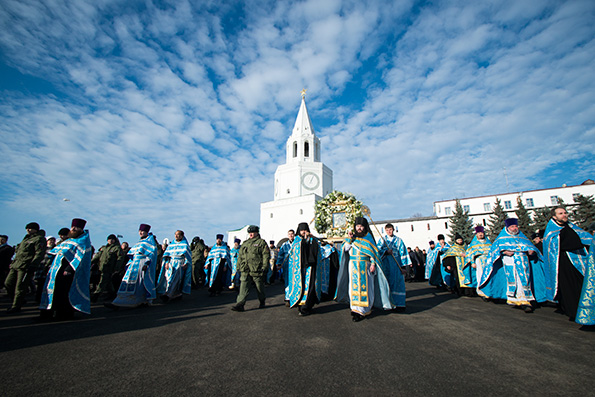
[531,206,552,234]
[447,199,474,244]
[487,198,508,242]
[515,196,533,237]
[571,194,595,230]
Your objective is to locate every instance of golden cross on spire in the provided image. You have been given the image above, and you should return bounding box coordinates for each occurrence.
[300,88,307,98]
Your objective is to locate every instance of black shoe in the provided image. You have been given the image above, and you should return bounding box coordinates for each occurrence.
[298,307,311,316]
[284,300,290,307]
[522,305,534,313]
[160,295,170,303]
[259,301,266,309]
[393,307,406,313]
[6,307,21,314]
[352,313,364,322]
[90,293,99,303]
[103,302,119,311]
[231,304,244,312]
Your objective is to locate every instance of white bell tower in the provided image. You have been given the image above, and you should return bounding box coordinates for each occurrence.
[260,90,333,243]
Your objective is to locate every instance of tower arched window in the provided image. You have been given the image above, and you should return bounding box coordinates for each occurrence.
[293,142,297,158]
[304,142,309,157]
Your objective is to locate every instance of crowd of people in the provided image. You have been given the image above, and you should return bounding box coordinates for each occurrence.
[1,206,593,328]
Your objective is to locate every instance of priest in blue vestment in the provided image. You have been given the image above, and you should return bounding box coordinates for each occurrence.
[40,218,92,321]
[428,234,450,289]
[377,223,410,309]
[204,234,231,297]
[287,222,322,316]
[543,206,595,326]
[107,223,158,309]
[336,217,393,322]
[479,218,546,313]
[157,230,192,302]
[276,229,296,305]
[466,226,491,298]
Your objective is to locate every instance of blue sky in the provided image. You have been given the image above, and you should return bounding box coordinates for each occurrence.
[1,0,594,246]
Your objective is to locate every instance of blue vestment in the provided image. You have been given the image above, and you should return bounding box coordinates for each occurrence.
[40,230,93,314]
[377,235,410,307]
[157,237,192,297]
[543,219,595,325]
[480,228,546,304]
[205,244,231,287]
[320,244,335,294]
[427,242,450,287]
[287,235,322,307]
[336,233,394,314]
[113,234,158,307]
[466,235,491,295]
[276,239,294,299]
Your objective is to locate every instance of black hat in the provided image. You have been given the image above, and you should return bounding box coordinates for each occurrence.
[139,224,151,232]
[437,234,445,241]
[58,227,70,236]
[26,222,40,231]
[107,234,117,240]
[247,225,259,233]
[216,234,224,240]
[296,222,310,233]
[454,233,463,242]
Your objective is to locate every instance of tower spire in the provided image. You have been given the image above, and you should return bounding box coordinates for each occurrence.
[292,89,315,137]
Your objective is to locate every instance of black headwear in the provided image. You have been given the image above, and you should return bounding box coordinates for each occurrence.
[296,222,310,234]
[353,217,371,238]
[26,222,40,231]
[454,233,463,243]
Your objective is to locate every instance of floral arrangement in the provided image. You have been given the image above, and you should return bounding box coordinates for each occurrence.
[315,191,364,237]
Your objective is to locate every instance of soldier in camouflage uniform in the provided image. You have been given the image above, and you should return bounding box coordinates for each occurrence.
[5,222,46,313]
[91,234,124,302]
[191,236,207,288]
[231,225,270,312]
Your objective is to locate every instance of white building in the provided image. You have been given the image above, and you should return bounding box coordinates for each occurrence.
[257,91,333,244]
[372,180,595,250]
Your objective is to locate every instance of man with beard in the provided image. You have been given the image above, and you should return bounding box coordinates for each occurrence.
[442,234,474,296]
[424,241,436,280]
[287,222,322,316]
[205,234,231,297]
[336,217,393,322]
[543,206,595,326]
[39,218,92,321]
[231,225,270,312]
[466,226,491,298]
[377,223,410,310]
[5,222,45,313]
[480,218,546,313]
[427,235,451,289]
[106,224,158,309]
[157,230,192,303]
[229,238,241,290]
[91,234,124,303]
[276,229,296,305]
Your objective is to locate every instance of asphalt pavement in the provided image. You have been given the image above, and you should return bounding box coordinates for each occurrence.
[1,281,594,396]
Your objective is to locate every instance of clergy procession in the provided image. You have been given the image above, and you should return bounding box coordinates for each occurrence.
[2,205,594,329]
